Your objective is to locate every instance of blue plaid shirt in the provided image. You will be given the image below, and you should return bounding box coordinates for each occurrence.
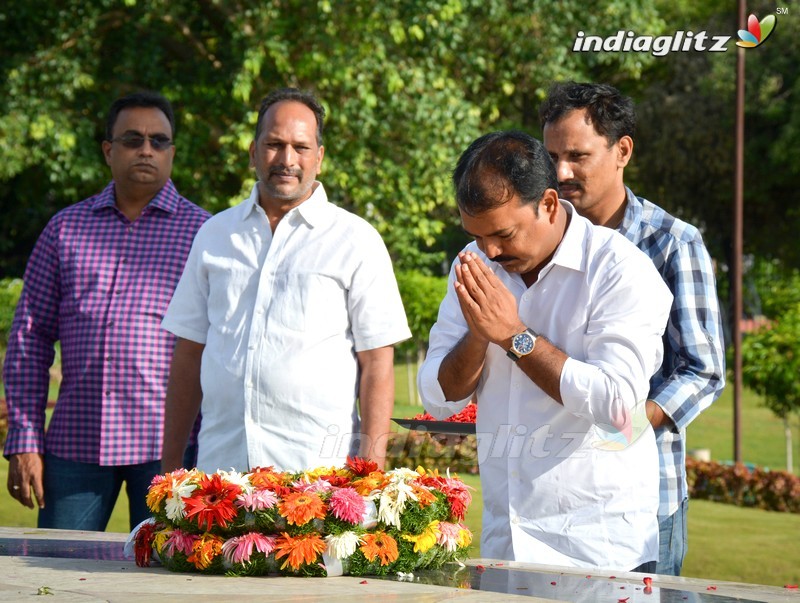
[617,188,726,518]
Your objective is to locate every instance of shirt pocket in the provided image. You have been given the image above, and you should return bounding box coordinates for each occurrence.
[270,272,348,336]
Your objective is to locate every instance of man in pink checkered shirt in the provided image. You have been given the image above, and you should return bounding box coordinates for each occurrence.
[3,92,209,531]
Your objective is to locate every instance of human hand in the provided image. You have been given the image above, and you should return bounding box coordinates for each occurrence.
[454,251,525,346]
[7,452,45,509]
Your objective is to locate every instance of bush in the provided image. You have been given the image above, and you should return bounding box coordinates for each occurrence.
[395,270,447,356]
[386,431,478,475]
[0,277,23,356]
[687,457,800,513]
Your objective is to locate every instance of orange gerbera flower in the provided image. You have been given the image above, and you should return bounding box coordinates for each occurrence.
[187,533,225,570]
[145,475,172,513]
[273,532,326,571]
[360,531,399,566]
[249,466,292,497]
[278,490,327,526]
[351,471,387,496]
[410,482,437,507]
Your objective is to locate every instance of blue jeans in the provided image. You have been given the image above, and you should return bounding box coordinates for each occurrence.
[38,446,197,532]
[656,498,689,576]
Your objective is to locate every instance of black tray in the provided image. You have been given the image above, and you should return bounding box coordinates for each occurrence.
[392,418,476,435]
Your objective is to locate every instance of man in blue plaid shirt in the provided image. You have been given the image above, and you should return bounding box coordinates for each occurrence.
[540,82,726,576]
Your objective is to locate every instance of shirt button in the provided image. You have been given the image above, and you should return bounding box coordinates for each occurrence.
[106,356,112,362]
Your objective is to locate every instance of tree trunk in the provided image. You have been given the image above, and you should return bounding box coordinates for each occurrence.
[785,417,794,474]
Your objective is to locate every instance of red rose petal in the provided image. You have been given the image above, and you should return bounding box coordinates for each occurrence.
[609,575,617,579]
[643,577,653,587]
[360,580,368,584]
[785,584,799,589]
[550,581,557,586]
[618,598,630,602]
[476,565,485,573]
[706,585,717,591]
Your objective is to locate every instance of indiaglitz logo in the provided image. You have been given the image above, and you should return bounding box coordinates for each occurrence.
[573,11,780,56]
[736,13,777,48]
[593,398,650,452]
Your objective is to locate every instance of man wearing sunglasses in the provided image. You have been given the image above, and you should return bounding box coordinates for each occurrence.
[4,92,210,531]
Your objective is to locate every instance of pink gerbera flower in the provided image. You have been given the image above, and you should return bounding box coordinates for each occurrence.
[235,489,279,512]
[162,528,198,557]
[328,487,366,524]
[221,532,276,565]
[436,521,462,552]
[292,477,334,494]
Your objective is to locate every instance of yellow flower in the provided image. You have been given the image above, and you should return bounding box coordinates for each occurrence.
[302,465,338,480]
[402,520,440,553]
[457,525,473,549]
[152,528,173,555]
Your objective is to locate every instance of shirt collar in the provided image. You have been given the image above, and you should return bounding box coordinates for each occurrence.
[90,179,181,214]
[547,200,586,274]
[618,186,642,240]
[242,181,331,227]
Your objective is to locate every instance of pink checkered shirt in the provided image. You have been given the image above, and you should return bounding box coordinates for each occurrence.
[3,180,209,465]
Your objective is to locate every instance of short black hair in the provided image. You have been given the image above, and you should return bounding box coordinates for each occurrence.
[105,91,175,140]
[453,130,558,216]
[255,88,325,145]
[539,82,636,144]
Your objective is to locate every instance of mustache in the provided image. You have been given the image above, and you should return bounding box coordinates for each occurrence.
[558,180,582,190]
[489,254,518,263]
[269,166,302,177]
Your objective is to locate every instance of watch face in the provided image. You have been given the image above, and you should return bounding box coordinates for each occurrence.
[513,332,535,355]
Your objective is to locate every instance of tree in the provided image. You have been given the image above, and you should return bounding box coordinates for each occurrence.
[741,302,800,473]
[1,0,671,278]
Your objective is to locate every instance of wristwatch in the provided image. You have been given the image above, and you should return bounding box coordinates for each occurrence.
[507,328,537,361]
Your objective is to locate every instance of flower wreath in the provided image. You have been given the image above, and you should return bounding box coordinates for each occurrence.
[130,457,473,577]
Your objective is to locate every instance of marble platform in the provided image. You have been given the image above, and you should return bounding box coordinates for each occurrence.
[0,527,797,602]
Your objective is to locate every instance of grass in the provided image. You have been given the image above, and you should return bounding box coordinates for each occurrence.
[684,499,800,586]
[2,361,799,585]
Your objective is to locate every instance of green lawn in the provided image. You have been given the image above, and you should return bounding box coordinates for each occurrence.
[1,361,799,585]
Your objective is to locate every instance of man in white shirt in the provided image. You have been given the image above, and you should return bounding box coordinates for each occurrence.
[418,131,672,572]
[161,88,411,474]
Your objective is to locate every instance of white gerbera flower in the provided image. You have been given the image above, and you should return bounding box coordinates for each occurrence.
[165,476,197,522]
[325,531,362,559]
[217,468,254,494]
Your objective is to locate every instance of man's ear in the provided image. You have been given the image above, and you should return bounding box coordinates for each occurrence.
[541,188,560,223]
[248,140,256,168]
[617,135,633,168]
[102,141,112,166]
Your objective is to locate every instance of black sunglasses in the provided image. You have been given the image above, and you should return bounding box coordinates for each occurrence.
[110,133,173,151]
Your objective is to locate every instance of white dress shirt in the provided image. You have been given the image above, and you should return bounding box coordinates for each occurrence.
[418,202,673,570]
[163,182,411,472]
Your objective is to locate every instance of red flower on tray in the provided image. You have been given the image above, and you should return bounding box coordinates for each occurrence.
[411,402,477,423]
